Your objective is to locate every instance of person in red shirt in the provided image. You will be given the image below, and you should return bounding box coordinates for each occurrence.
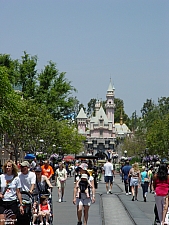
[38,195,51,225]
[41,160,54,181]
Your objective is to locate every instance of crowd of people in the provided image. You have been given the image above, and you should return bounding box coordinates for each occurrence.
[0,156,101,225]
[2,155,169,225]
[120,160,169,225]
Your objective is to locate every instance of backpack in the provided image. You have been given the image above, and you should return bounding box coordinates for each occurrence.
[78,178,90,199]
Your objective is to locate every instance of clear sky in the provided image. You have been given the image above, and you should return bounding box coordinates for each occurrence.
[0,0,169,117]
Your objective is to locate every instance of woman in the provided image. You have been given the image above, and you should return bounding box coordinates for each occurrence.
[141,166,149,202]
[129,162,141,201]
[34,166,53,195]
[0,160,24,225]
[153,164,169,225]
[55,162,67,203]
[73,163,95,225]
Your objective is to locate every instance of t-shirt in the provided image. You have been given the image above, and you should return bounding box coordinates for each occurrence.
[56,168,67,181]
[141,171,148,184]
[122,165,132,180]
[103,162,113,176]
[35,175,48,194]
[41,165,54,179]
[18,171,36,192]
[0,174,21,201]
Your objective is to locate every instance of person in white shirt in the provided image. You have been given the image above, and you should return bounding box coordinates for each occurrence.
[18,161,36,194]
[103,159,115,194]
[0,160,24,225]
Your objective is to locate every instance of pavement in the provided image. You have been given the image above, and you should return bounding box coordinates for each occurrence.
[52,174,156,225]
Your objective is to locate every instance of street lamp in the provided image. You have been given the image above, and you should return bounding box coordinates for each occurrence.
[39,139,44,153]
[145,148,149,168]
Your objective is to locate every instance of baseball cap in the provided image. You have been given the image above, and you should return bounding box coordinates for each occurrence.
[20,161,30,167]
[34,166,42,172]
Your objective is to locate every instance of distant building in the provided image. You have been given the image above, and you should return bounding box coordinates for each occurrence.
[76,81,132,158]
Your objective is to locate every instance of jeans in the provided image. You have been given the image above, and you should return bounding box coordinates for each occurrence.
[141,182,149,197]
[124,179,131,193]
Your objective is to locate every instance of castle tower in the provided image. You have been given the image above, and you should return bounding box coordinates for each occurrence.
[106,80,115,124]
[76,108,87,135]
[95,100,100,117]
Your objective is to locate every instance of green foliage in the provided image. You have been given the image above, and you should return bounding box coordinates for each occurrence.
[0,52,85,158]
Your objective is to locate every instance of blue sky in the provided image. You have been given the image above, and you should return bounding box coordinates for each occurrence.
[0,0,169,117]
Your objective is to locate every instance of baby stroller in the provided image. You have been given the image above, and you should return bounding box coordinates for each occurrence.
[34,188,53,225]
[16,191,33,225]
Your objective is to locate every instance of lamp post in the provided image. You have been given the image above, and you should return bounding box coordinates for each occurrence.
[145,148,149,169]
[39,139,44,153]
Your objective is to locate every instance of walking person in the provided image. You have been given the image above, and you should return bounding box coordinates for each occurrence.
[122,160,132,195]
[141,166,149,202]
[73,163,95,225]
[0,160,24,225]
[153,163,169,225]
[55,162,67,203]
[129,162,141,201]
[18,161,36,194]
[103,159,115,194]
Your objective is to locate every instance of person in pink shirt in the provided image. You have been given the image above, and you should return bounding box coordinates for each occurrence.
[153,164,169,225]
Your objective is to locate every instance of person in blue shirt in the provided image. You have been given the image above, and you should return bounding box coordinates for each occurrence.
[141,166,149,202]
[122,160,132,195]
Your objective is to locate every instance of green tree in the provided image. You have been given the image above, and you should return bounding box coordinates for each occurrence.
[0,67,20,134]
[35,61,76,119]
[87,98,96,116]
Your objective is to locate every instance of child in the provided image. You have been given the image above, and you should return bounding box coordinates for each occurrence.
[38,195,51,225]
[32,201,38,225]
[76,173,92,198]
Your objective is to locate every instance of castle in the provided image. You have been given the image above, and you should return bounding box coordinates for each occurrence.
[76,81,131,158]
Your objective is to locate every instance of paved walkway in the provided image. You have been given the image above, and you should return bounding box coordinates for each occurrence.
[52,175,155,225]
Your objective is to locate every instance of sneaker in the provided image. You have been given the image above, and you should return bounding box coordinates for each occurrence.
[109,191,113,194]
[132,196,134,201]
[129,192,131,195]
[144,196,146,202]
[61,197,63,202]
[107,191,109,194]
[59,198,61,203]
[126,193,129,196]
[46,223,49,225]
[40,223,43,225]
[77,222,82,225]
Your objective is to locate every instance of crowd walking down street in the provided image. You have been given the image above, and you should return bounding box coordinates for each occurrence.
[53,172,156,225]
[0,158,166,225]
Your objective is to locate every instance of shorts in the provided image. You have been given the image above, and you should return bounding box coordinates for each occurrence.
[0,199,18,215]
[76,194,91,206]
[105,176,113,184]
[130,177,139,186]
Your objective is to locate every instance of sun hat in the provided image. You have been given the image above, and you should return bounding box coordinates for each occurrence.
[20,161,30,167]
[78,163,88,171]
[81,174,88,179]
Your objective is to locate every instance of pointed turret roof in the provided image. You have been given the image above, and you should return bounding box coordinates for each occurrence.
[76,108,87,119]
[107,80,115,92]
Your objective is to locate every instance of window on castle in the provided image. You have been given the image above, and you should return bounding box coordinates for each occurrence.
[100,130,103,137]
[100,120,103,126]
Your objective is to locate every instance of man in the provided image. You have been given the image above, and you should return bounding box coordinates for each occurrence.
[122,160,132,195]
[30,157,37,171]
[18,161,36,194]
[41,160,54,181]
[103,158,115,194]
[18,161,36,225]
